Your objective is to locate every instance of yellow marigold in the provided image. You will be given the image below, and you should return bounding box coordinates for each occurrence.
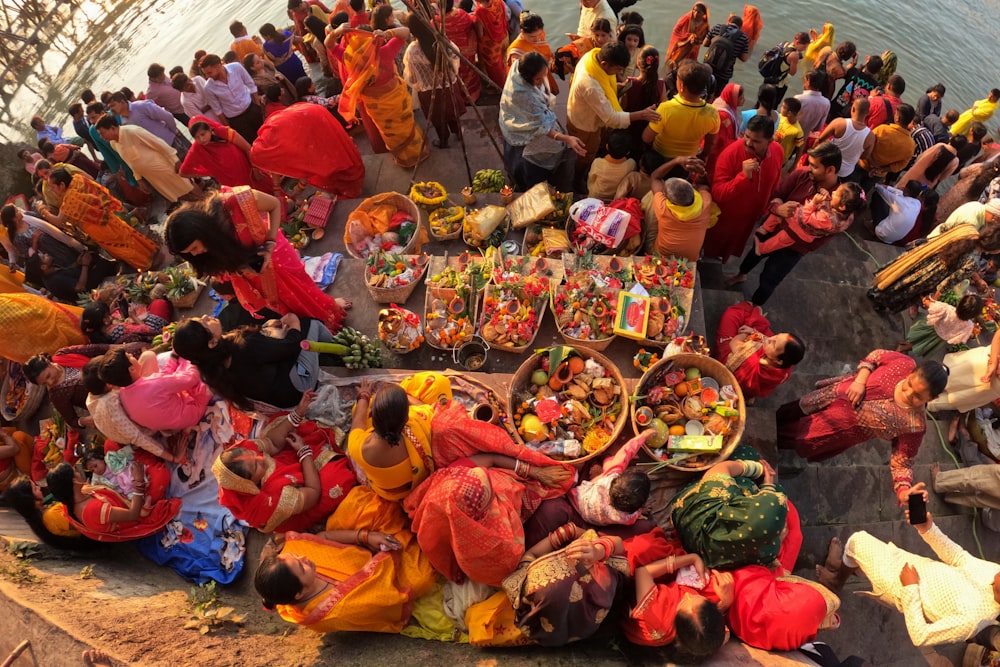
[409,181,448,207]
[582,429,611,454]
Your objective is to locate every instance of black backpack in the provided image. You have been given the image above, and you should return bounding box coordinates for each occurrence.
[704,25,740,74]
[758,42,792,83]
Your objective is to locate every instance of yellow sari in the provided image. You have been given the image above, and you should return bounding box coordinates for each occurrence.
[0,293,85,363]
[338,31,427,168]
[347,372,452,502]
[60,174,158,271]
[276,486,436,633]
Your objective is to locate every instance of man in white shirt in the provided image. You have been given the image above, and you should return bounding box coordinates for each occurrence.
[171,72,221,123]
[567,42,659,189]
[820,512,1000,648]
[794,69,832,137]
[199,53,263,143]
[873,182,923,244]
[577,0,616,38]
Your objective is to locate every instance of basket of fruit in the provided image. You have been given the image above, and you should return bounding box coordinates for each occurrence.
[490,250,564,296]
[424,283,478,351]
[428,204,465,240]
[509,346,628,464]
[163,265,203,310]
[378,305,423,354]
[0,360,45,422]
[365,252,429,304]
[409,181,448,209]
[563,251,633,289]
[631,353,745,472]
[478,282,547,354]
[344,192,421,260]
[551,276,618,352]
[632,255,696,344]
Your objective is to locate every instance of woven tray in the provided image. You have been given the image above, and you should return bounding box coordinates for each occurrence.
[344,192,421,260]
[508,347,628,465]
[424,282,479,351]
[365,254,429,305]
[478,283,547,354]
[631,353,745,472]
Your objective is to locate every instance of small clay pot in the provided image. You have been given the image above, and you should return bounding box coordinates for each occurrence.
[554,361,574,386]
[608,257,622,273]
[473,403,499,424]
[448,297,466,315]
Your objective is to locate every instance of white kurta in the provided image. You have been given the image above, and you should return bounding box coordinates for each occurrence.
[112,124,192,202]
[844,526,1000,646]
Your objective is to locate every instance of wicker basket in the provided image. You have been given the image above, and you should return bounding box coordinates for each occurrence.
[344,192,421,260]
[427,203,465,241]
[424,283,479,351]
[551,281,618,353]
[631,353,746,472]
[478,284,547,354]
[168,278,204,310]
[508,347,628,465]
[0,361,45,422]
[365,254,428,305]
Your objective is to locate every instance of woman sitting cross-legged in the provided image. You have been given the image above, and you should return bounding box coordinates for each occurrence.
[253,485,436,633]
[213,389,356,533]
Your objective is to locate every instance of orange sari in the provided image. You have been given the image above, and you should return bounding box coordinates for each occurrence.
[474,0,508,88]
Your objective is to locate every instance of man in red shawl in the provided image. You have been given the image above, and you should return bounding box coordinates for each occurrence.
[702,114,783,262]
[713,301,804,401]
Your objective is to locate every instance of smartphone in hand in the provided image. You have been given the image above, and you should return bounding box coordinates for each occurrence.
[908,492,927,525]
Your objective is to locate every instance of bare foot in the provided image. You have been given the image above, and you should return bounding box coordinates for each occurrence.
[815,536,853,592]
[947,416,960,445]
[723,273,747,287]
[83,649,113,667]
[816,537,844,590]
[335,297,352,310]
[930,462,940,490]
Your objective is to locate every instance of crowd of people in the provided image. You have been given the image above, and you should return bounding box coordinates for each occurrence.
[3,0,1000,663]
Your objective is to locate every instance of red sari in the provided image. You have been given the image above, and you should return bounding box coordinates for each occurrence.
[703,139,784,262]
[403,402,575,587]
[221,186,346,332]
[778,350,925,492]
[705,83,742,178]
[180,116,273,192]
[65,486,181,543]
[249,104,364,198]
[473,0,508,89]
[713,301,793,400]
[443,9,481,102]
[216,421,356,533]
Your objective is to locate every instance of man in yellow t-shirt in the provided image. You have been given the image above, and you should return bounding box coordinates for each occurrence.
[774,97,805,164]
[642,61,719,173]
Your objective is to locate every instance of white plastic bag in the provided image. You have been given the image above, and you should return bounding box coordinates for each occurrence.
[570,198,630,248]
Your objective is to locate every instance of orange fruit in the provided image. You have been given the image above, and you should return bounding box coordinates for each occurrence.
[568,356,585,375]
[668,425,686,436]
[674,382,689,397]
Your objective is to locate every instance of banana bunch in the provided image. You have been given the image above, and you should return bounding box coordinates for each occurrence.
[472,169,505,193]
[331,327,383,369]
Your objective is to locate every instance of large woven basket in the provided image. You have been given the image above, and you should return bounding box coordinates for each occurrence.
[365,254,428,305]
[631,353,745,472]
[344,192,421,260]
[424,283,479,351]
[508,347,628,465]
[0,361,45,422]
[478,284,547,354]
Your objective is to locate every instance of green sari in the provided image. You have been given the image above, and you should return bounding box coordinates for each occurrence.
[670,446,788,570]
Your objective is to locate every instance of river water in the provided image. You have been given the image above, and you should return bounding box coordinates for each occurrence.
[5,0,1000,144]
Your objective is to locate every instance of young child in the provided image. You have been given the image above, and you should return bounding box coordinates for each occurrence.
[904,293,982,358]
[774,97,805,166]
[588,131,638,200]
[569,430,652,526]
[753,181,865,256]
[263,84,286,119]
[80,288,172,345]
[83,446,141,498]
